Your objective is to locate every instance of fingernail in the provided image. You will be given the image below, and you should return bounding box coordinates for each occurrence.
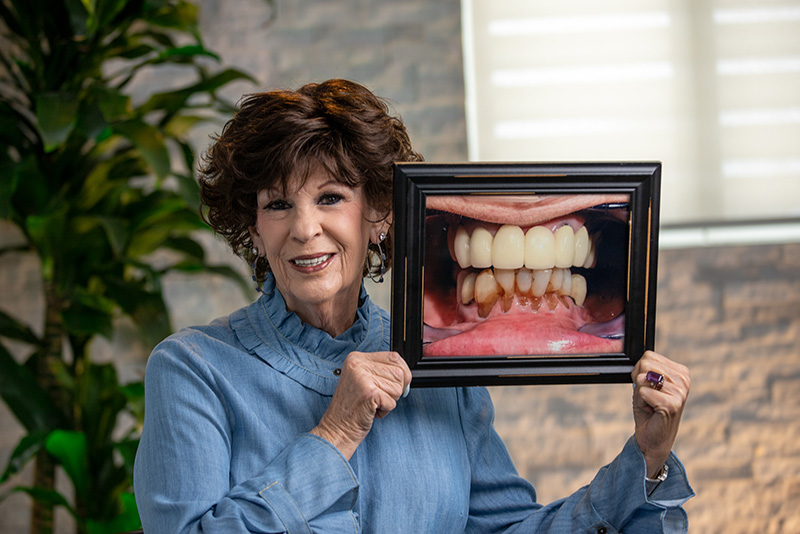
[403,384,410,398]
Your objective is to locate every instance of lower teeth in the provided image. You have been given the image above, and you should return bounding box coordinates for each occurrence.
[461,267,587,315]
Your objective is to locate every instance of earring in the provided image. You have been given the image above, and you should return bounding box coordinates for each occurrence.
[370,238,386,283]
[251,247,262,293]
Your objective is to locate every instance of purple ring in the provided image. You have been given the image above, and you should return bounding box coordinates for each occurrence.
[646,370,664,391]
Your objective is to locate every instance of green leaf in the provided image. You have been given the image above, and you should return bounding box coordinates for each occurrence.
[112,120,171,178]
[76,364,127,448]
[92,0,130,35]
[116,43,156,60]
[157,44,219,62]
[173,170,201,209]
[77,153,145,211]
[0,343,63,432]
[87,492,141,534]
[164,235,205,260]
[0,430,49,483]
[65,0,91,38]
[103,279,170,347]
[12,156,52,217]
[147,0,199,35]
[26,205,69,281]
[0,162,18,219]
[120,382,145,427]
[95,216,128,256]
[46,430,89,500]
[115,438,140,476]
[94,86,131,122]
[61,291,115,339]
[139,68,256,115]
[75,99,108,141]
[163,113,210,138]
[0,309,41,345]
[125,199,207,257]
[35,93,80,152]
[11,485,77,518]
[0,101,27,149]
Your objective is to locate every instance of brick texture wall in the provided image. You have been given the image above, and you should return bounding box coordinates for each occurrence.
[493,242,800,534]
[2,1,799,532]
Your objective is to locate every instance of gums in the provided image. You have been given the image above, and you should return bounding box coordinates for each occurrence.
[421,194,630,357]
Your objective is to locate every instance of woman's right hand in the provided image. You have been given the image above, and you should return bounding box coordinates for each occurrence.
[310,351,412,460]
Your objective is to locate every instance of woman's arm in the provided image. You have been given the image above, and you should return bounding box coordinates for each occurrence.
[459,360,694,533]
[133,337,361,534]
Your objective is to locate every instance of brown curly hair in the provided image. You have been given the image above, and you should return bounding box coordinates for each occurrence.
[198,79,423,285]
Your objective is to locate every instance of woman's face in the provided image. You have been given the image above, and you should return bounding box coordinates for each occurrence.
[249,166,383,329]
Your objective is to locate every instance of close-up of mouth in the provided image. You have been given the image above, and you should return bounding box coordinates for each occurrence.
[290,253,335,272]
[421,194,630,357]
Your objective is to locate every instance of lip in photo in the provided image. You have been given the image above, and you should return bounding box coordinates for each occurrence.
[391,162,661,387]
[422,192,630,357]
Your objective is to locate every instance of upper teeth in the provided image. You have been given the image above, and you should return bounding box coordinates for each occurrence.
[452,223,595,270]
[294,254,331,267]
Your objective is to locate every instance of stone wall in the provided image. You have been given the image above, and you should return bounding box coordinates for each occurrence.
[2,0,799,532]
[492,242,800,534]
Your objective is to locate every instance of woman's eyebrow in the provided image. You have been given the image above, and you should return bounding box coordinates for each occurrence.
[317,179,345,190]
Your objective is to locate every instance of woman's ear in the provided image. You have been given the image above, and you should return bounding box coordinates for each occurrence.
[249,226,264,255]
[370,211,393,244]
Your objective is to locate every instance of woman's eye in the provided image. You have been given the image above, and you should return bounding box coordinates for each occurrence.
[264,200,290,211]
[319,193,344,205]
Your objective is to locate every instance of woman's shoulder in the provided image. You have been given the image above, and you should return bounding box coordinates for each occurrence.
[149,311,246,367]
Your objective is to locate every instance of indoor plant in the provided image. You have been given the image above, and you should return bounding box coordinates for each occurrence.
[0,0,258,532]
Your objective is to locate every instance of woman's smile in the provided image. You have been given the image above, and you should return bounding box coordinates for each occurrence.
[290,253,335,270]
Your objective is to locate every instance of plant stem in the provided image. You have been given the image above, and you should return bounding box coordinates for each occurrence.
[30,283,66,534]
[30,451,55,534]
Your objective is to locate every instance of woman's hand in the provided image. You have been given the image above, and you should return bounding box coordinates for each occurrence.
[311,351,412,460]
[631,351,691,478]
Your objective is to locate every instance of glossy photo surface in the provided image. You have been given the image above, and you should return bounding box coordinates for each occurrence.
[421,193,630,357]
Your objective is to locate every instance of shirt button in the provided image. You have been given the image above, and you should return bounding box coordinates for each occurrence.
[333,368,342,376]
[597,528,607,534]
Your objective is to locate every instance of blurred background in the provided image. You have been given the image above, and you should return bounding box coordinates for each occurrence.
[1,0,799,532]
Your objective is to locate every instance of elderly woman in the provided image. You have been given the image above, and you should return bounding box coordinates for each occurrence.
[133,79,693,533]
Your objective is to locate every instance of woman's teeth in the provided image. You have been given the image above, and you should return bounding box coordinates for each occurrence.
[293,254,331,267]
[452,223,595,271]
[461,267,588,317]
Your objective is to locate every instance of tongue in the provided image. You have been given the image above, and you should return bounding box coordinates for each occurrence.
[422,313,624,356]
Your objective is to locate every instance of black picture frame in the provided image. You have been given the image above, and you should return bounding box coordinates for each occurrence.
[391,162,661,387]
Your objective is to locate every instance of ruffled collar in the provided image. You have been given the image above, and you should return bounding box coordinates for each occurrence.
[230,272,388,395]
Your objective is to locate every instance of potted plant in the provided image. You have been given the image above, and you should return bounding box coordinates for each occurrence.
[0,0,258,532]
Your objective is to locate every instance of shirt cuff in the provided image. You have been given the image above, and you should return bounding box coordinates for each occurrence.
[588,436,695,531]
[253,433,360,531]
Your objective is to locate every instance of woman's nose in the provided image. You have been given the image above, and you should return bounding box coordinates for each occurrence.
[289,207,322,242]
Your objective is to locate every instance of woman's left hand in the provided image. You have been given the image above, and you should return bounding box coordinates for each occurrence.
[631,351,691,478]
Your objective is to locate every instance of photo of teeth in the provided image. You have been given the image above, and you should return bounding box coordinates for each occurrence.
[391,161,662,386]
[420,193,630,358]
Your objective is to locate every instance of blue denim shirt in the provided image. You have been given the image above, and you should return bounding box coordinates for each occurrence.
[133,273,693,533]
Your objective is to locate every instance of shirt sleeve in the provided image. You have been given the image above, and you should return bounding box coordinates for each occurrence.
[133,338,361,534]
[458,387,695,534]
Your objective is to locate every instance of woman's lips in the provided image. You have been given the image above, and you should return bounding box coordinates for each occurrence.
[290,253,334,272]
[425,193,630,226]
[421,194,628,357]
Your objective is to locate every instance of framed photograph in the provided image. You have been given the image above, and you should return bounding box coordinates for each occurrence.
[391,162,661,387]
